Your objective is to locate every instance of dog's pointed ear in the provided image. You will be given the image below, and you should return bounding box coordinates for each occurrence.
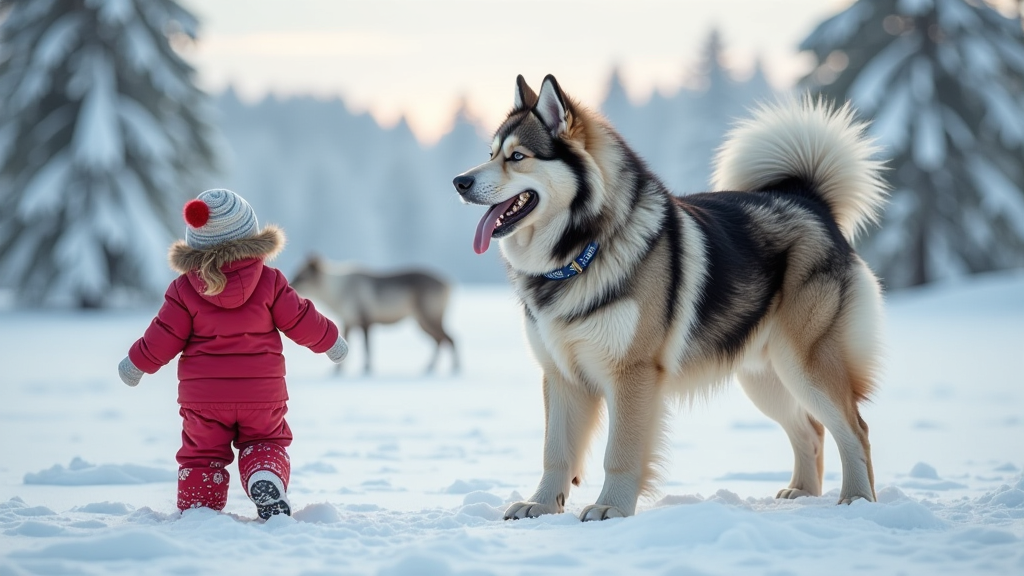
[535,74,568,137]
[513,74,537,110]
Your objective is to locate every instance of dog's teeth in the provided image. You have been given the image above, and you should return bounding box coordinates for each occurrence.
[520,193,529,200]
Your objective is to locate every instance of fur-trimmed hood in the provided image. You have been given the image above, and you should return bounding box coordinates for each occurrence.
[168,225,285,307]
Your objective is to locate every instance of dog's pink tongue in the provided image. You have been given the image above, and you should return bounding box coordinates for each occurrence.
[473,197,519,254]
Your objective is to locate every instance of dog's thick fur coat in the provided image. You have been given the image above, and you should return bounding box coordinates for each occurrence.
[454,75,887,521]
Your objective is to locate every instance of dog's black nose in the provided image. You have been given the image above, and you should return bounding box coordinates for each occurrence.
[453,175,475,195]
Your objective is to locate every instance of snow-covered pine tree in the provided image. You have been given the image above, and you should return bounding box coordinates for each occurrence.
[0,0,219,307]
[799,0,1024,288]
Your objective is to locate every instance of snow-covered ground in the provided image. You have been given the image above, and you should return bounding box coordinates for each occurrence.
[2,272,1022,575]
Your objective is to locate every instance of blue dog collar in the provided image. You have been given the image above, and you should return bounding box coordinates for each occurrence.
[542,241,600,281]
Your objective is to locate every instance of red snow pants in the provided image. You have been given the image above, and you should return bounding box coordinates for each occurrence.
[176,405,292,511]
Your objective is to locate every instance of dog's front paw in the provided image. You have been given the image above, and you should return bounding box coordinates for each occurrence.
[579,504,626,522]
[504,501,562,520]
[776,488,814,499]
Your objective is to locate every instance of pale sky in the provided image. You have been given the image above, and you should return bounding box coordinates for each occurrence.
[176,0,1016,143]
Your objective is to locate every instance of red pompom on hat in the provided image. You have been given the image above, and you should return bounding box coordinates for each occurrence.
[183,199,210,229]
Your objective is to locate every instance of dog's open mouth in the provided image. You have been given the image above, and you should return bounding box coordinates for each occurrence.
[473,191,538,254]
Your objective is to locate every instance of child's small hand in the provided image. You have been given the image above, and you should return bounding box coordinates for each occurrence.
[118,356,144,387]
[326,335,349,364]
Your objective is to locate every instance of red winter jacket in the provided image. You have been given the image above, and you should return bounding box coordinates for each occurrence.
[128,227,338,407]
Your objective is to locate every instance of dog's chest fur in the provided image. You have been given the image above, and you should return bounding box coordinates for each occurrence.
[524,295,641,386]
[512,229,686,390]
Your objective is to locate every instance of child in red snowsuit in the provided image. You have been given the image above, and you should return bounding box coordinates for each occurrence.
[118,189,347,519]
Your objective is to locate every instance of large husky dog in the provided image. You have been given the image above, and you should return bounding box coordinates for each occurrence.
[453,75,887,521]
[291,256,458,374]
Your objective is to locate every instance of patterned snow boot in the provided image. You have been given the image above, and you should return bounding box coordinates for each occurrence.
[177,464,230,511]
[239,443,292,519]
[248,471,291,519]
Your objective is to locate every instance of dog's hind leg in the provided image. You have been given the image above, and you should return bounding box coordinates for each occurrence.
[505,372,602,520]
[772,265,882,503]
[771,324,877,503]
[580,364,666,521]
[738,368,824,498]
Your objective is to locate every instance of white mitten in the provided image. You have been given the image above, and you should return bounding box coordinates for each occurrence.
[325,335,349,364]
[118,356,143,387]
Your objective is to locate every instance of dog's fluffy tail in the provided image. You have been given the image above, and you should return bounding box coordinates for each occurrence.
[712,96,888,243]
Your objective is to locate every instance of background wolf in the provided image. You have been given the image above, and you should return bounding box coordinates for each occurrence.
[453,74,887,521]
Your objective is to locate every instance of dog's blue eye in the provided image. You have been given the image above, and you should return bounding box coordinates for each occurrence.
[510,152,525,161]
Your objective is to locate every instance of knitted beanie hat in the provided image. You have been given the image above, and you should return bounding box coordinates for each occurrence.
[183,189,259,250]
